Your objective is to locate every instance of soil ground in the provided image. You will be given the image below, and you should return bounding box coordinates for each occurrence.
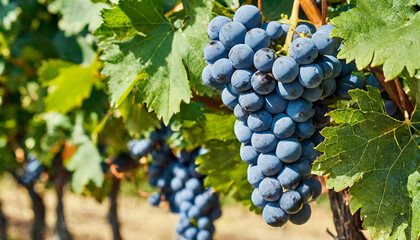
[0,176,337,240]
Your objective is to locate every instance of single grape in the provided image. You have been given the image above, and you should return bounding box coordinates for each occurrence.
[338,60,357,77]
[221,86,238,110]
[320,78,336,98]
[279,190,303,214]
[294,24,312,40]
[317,24,335,33]
[252,188,268,209]
[296,180,313,202]
[231,69,253,93]
[298,63,323,88]
[197,216,211,230]
[204,40,228,64]
[276,80,304,100]
[289,203,311,225]
[247,164,265,188]
[219,22,247,48]
[254,48,276,72]
[233,5,262,30]
[277,165,302,189]
[211,58,234,84]
[251,131,278,153]
[295,119,315,138]
[148,192,161,206]
[258,153,283,176]
[264,92,288,114]
[238,90,264,112]
[180,201,193,212]
[385,100,397,116]
[366,74,384,91]
[251,71,276,95]
[276,138,302,163]
[280,23,289,42]
[185,178,202,193]
[271,113,295,139]
[272,56,299,83]
[188,205,201,219]
[240,144,259,165]
[289,37,318,64]
[207,16,232,40]
[184,226,198,240]
[197,230,211,240]
[336,74,363,99]
[311,30,339,55]
[311,129,325,146]
[171,177,184,191]
[300,139,318,160]
[259,177,283,201]
[233,104,250,122]
[262,202,290,227]
[247,109,273,132]
[306,178,322,200]
[302,86,323,102]
[128,139,153,157]
[234,120,253,144]
[228,44,254,69]
[245,28,270,51]
[261,21,283,39]
[285,98,313,122]
[292,158,312,179]
[297,22,316,34]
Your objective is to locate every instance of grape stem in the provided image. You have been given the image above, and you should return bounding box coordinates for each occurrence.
[281,0,300,56]
[300,0,323,28]
[258,0,262,14]
[370,67,414,120]
[321,0,327,25]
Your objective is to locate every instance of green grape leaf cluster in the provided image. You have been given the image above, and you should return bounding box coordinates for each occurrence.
[331,0,420,79]
[96,0,214,124]
[313,87,420,240]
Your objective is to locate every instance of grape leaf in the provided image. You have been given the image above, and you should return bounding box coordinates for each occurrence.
[98,0,214,124]
[331,0,420,79]
[313,87,420,239]
[40,60,101,114]
[48,0,109,35]
[203,112,236,142]
[66,114,104,194]
[94,6,136,40]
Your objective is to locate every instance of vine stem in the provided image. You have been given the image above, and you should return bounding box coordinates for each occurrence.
[300,0,323,27]
[191,92,230,112]
[281,0,300,55]
[321,0,327,25]
[258,0,262,14]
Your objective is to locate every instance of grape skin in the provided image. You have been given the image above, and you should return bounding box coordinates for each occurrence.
[204,40,227,64]
[228,44,254,69]
[245,28,271,51]
[233,5,262,30]
[207,16,232,40]
[219,22,247,49]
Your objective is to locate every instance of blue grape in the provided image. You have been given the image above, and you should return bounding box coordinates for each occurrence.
[385,100,397,116]
[301,86,323,102]
[207,16,232,40]
[289,37,318,64]
[311,30,338,55]
[262,202,290,227]
[233,104,250,122]
[210,208,222,221]
[277,165,301,189]
[280,23,289,41]
[148,192,161,206]
[306,178,322,200]
[261,21,283,39]
[176,219,190,234]
[251,188,268,209]
[366,74,383,91]
[234,120,253,144]
[254,48,276,72]
[298,64,323,88]
[180,201,193,212]
[316,55,337,79]
[212,58,234,84]
[295,119,315,138]
[219,22,247,48]
[320,78,336,98]
[336,74,363,99]
[238,91,264,112]
[247,109,273,132]
[271,113,295,139]
[297,22,316,34]
[311,129,325,146]
[184,226,198,240]
[259,177,283,201]
[338,60,357,77]
[197,230,211,240]
[258,153,283,176]
[285,98,313,122]
[247,164,265,188]
[204,40,228,64]
[233,5,262,30]
[221,86,238,110]
[292,158,312,179]
[175,189,195,205]
[188,206,201,219]
[263,92,288,114]
[251,71,276,95]
[279,190,303,214]
[185,178,202,193]
[276,138,302,163]
[300,139,318,160]
[197,216,211,230]
[294,24,312,40]
[202,65,225,90]
[240,144,259,165]
[231,69,253,92]
[289,203,311,225]
[276,80,304,100]
[272,56,299,83]
[228,44,254,69]
[317,24,335,33]
[245,28,270,51]
[171,177,184,191]
[296,181,313,202]
[128,139,152,157]
[251,131,278,153]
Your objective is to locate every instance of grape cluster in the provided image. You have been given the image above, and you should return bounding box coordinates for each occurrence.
[21,155,43,185]
[201,5,369,227]
[129,131,221,240]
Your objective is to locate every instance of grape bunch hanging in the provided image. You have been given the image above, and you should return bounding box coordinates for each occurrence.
[202,4,364,227]
[128,129,221,240]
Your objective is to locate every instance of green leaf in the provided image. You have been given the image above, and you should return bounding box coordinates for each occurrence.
[48,0,110,35]
[98,0,214,123]
[0,0,20,30]
[40,60,100,114]
[203,112,236,142]
[66,114,104,194]
[331,0,420,79]
[313,87,420,239]
[94,6,137,40]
